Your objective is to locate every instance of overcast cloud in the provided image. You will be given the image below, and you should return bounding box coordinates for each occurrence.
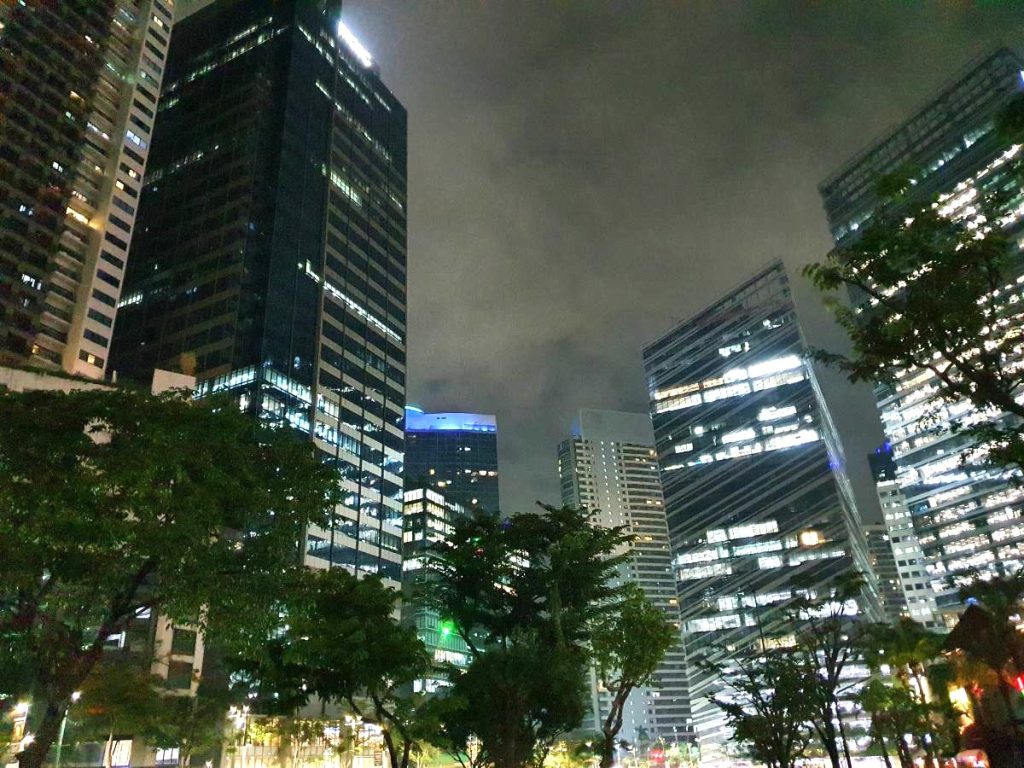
[342,1,1024,516]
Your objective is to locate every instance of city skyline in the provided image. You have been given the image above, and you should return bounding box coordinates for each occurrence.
[4,3,1024,765]
[341,2,1024,516]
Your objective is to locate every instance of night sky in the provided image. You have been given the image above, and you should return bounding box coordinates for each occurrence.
[341,1,1024,517]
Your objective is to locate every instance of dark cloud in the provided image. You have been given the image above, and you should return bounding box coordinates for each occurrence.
[343,0,1024,515]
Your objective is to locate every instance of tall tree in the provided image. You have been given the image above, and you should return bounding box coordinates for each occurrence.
[787,574,866,768]
[0,387,339,768]
[589,584,677,768]
[858,618,945,768]
[856,678,933,768]
[425,505,630,768]
[709,650,815,768]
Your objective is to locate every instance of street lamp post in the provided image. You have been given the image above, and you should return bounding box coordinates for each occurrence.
[54,691,82,768]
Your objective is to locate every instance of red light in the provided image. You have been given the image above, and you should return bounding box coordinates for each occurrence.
[1013,674,1024,693]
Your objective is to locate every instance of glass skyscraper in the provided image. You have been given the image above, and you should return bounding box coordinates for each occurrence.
[0,0,173,377]
[820,48,1024,616]
[642,261,877,749]
[404,407,500,513]
[108,0,407,585]
[558,409,691,746]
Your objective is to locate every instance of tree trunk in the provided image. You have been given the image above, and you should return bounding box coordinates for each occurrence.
[816,716,841,768]
[599,732,616,768]
[16,700,66,768]
[835,701,854,768]
[877,733,894,768]
[896,738,914,768]
[600,686,629,768]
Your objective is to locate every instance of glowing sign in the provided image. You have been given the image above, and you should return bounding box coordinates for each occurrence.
[405,409,497,433]
[338,21,373,68]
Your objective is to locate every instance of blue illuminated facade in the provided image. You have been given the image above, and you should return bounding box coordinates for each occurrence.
[404,406,499,513]
[108,0,407,585]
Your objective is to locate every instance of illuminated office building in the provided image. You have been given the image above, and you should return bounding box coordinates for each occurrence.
[404,407,499,513]
[401,487,471,693]
[642,261,877,748]
[820,48,1024,615]
[108,0,407,585]
[558,409,690,744]
[0,0,173,377]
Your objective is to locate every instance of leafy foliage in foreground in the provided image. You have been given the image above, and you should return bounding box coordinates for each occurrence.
[0,387,339,768]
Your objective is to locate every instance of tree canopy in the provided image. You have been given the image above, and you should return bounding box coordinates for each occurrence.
[424,505,631,768]
[0,386,339,768]
[589,583,677,768]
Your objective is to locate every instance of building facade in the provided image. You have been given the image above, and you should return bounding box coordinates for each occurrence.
[642,261,878,748]
[0,0,173,377]
[108,0,407,585]
[558,409,690,745]
[865,523,906,623]
[401,487,471,693]
[404,407,500,513]
[820,48,1024,614]
[870,445,941,628]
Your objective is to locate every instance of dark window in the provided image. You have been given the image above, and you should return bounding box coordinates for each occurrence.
[83,329,109,348]
[103,232,128,251]
[130,114,151,133]
[109,214,132,233]
[100,250,125,269]
[123,146,145,165]
[96,270,121,288]
[88,308,113,327]
[171,628,197,655]
[93,289,117,308]
[112,197,135,216]
[166,660,193,689]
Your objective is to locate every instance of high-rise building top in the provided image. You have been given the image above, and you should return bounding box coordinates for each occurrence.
[0,0,173,377]
[558,409,690,745]
[643,261,877,750]
[404,407,500,513]
[820,47,1024,245]
[108,0,407,585]
[819,49,1024,614]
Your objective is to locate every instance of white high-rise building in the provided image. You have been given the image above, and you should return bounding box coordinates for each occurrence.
[0,0,174,377]
[558,409,691,746]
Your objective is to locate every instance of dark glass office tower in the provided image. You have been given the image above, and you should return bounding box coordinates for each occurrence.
[642,261,877,751]
[109,0,407,585]
[404,407,500,513]
[820,49,1024,615]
